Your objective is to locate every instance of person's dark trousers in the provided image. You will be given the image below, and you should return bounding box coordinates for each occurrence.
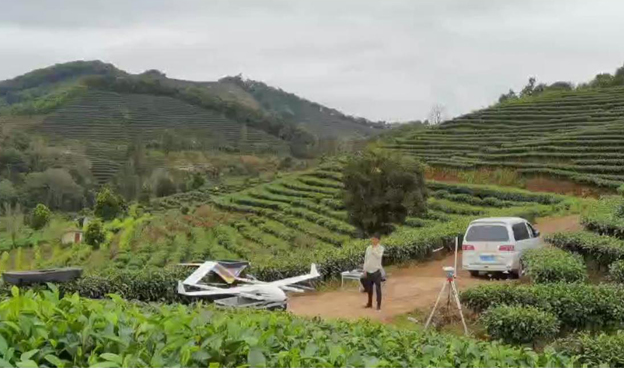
[365,270,382,309]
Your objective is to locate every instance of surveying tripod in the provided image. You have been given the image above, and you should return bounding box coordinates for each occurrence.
[424,237,469,335]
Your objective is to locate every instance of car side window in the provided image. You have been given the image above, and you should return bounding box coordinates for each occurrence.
[512,223,530,241]
[526,223,538,238]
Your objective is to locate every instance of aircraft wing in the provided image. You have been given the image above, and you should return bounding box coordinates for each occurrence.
[177,282,251,297]
[181,261,238,286]
[267,264,320,288]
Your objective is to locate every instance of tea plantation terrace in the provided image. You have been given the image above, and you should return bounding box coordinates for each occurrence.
[383,86,624,189]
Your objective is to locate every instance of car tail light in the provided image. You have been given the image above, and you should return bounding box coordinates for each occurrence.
[499,245,515,251]
[462,244,475,251]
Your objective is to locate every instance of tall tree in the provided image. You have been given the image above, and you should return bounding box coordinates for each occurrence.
[342,149,428,236]
[427,104,447,125]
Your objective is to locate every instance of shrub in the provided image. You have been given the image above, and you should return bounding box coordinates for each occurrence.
[94,187,126,220]
[481,305,560,345]
[0,288,575,367]
[30,203,51,230]
[609,260,624,283]
[155,175,177,197]
[521,247,587,283]
[553,331,624,368]
[84,219,106,248]
[461,283,624,331]
[546,231,624,267]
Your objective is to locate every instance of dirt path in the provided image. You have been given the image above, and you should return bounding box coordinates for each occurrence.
[288,215,581,323]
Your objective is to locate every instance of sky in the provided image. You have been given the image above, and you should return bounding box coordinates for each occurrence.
[1,0,624,122]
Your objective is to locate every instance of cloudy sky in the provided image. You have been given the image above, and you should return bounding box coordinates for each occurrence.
[1,0,624,121]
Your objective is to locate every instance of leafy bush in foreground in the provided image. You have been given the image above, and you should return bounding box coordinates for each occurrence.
[461,283,624,331]
[553,331,624,368]
[481,305,560,345]
[0,288,575,367]
[521,247,587,283]
[546,231,624,267]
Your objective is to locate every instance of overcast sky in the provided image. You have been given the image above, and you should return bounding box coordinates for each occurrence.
[1,0,624,121]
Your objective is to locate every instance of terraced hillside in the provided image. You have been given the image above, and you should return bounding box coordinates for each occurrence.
[2,163,577,281]
[40,89,290,183]
[206,163,576,278]
[383,86,624,190]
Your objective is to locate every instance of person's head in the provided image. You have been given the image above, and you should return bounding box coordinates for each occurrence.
[371,234,380,246]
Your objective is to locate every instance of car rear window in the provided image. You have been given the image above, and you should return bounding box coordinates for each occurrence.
[465,225,509,242]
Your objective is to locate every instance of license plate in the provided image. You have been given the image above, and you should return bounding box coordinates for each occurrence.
[480,255,496,262]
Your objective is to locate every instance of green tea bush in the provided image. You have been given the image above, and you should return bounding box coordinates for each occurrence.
[461,283,624,331]
[582,196,624,239]
[553,331,624,368]
[480,305,560,345]
[0,288,575,367]
[546,231,624,267]
[609,260,624,283]
[521,247,587,283]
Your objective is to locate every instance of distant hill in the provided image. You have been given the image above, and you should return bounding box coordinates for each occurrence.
[382,84,624,191]
[219,76,385,138]
[0,60,385,186]
[0,60,382,137]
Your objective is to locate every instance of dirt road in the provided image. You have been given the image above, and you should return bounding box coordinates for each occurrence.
[288,215,581,323]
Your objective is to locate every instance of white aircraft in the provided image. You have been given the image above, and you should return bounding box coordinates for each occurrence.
[177,261,320,302]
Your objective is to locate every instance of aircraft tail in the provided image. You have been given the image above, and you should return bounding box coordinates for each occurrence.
[310,263,320,277]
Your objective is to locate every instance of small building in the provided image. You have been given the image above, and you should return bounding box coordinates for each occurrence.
[61,229,84,245]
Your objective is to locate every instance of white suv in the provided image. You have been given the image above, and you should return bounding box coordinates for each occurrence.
[461,217,542,277]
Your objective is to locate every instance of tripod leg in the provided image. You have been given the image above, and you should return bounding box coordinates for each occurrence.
[450,280,469,335]
[425,280,447,330]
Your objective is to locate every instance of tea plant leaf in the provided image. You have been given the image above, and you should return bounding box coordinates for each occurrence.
[100,353,122,365]
[44,354,65,368]
[0,334,7,355]
[16,360,37,368]
[247,347,266,368]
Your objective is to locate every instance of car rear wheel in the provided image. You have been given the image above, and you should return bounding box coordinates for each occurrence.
[469,270,479,277]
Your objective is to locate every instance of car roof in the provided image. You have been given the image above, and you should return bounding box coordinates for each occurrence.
[469,217,527,225]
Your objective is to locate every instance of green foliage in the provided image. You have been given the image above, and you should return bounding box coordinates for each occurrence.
[190,172,205,190]
[94,187,126,220]
[582,196,624,239]
[343,149,427,236]
[0,179,17,205]
[29,203,51,230]
[0,289,575,367]
[23,168,84,211]
[1,202,23,248]
[546,231,624,267]
[84,219,106,248]
[609,260,624,283]
[521,247,587,283]
[461,283,624,331]
[481,305,560,345]
[155,175,177,198]
[554,331,624,367]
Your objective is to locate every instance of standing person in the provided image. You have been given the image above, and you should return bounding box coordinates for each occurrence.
[363,234,384,310]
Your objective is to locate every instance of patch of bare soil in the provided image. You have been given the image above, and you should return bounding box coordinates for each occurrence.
[288,215,581,323]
